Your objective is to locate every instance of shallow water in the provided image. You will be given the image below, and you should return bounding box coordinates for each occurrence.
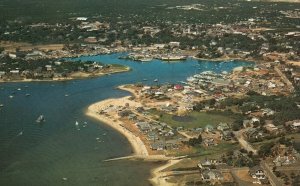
[0,53,253,185]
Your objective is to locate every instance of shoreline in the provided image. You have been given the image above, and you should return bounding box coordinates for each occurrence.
[0,67,130,83]
[85,96,148,156]
[85,85,182,186]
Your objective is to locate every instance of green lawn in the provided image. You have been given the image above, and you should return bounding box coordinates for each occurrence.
[191,142,239,157]
[151,110,234,128]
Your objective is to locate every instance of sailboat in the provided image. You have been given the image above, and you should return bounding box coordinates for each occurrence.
[36,115,46,123]
[75,121,80,130]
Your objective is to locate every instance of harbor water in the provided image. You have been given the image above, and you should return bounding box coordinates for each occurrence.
[0,53,253,185]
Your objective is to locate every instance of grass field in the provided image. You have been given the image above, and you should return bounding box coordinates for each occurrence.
[151,110,235,129]
[167,141,239,158]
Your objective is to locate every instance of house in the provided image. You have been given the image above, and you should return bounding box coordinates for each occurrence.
[0,71,6,77]
[222,130,233,141]
[243,120,252,128]
[198,159,213,169]
[251,117,260,125]
[273,155,296,167]
[244,128,264,140]
[10,70,20,74]
[169,41,180,48]
[264,120,280,134]
[84,37,98,43]
[203,138,216,147]
[285,120,300,131]
[174,84,184,90]
[217,123,230,131]
[262,108,275,116]
[147,131,159,141]
[165,140,179,150]
[201,170,223,182]
[54,61,62,66]
[128,114,137,120]
[45,65,52,71]
[204,125,214,132]
[249,166,266,180]
[150,142,164,151]
[8,53,17,59]
[118,110,132,117]
[136,122,151,133]
[76,17,88,21]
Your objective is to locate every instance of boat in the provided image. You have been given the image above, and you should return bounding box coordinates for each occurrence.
[9,95,14,98]
[17,131,23,136]
[154,79,158,82]
[0,104,4,107]
[36,115,46,123]
[143,79,148,81]
[75,121,80,130]
[161,55,187,61]
[25,94,31,97]
[138,57,153,62]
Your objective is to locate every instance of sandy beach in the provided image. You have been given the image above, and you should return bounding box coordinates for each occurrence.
[85,85,183,185]
[85,96,148,156]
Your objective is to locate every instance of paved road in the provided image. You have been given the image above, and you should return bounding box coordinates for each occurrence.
[234,129,258,155]
[261,161,283,186]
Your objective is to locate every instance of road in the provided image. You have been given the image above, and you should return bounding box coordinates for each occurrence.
[261,161,283,186]
[234,129,258,155]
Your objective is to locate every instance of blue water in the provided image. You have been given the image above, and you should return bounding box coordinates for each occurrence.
[0,53,253,185]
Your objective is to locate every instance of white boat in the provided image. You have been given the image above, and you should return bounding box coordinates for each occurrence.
[138,57,153,62]
[75,121,79,126]
[154,79,158,82]
[36,115,45,123]
[0,104,3,107]
[17,131,23,136]
[161,55,187,61]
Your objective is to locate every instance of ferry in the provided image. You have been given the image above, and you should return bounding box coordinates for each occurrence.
[36,115,46,123]
[161,55,187,61]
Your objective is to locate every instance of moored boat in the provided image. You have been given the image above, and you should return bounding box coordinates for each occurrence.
[36,115,46,123]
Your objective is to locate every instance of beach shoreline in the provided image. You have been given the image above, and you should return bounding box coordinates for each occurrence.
[85,85,182,186]
[85,96,148,156]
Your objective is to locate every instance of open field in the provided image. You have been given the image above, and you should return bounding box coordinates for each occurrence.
[150,110,235,129]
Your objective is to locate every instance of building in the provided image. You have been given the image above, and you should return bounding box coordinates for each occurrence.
[249,166,266,180]
[201,170,223,182]
[136,122,151,133]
